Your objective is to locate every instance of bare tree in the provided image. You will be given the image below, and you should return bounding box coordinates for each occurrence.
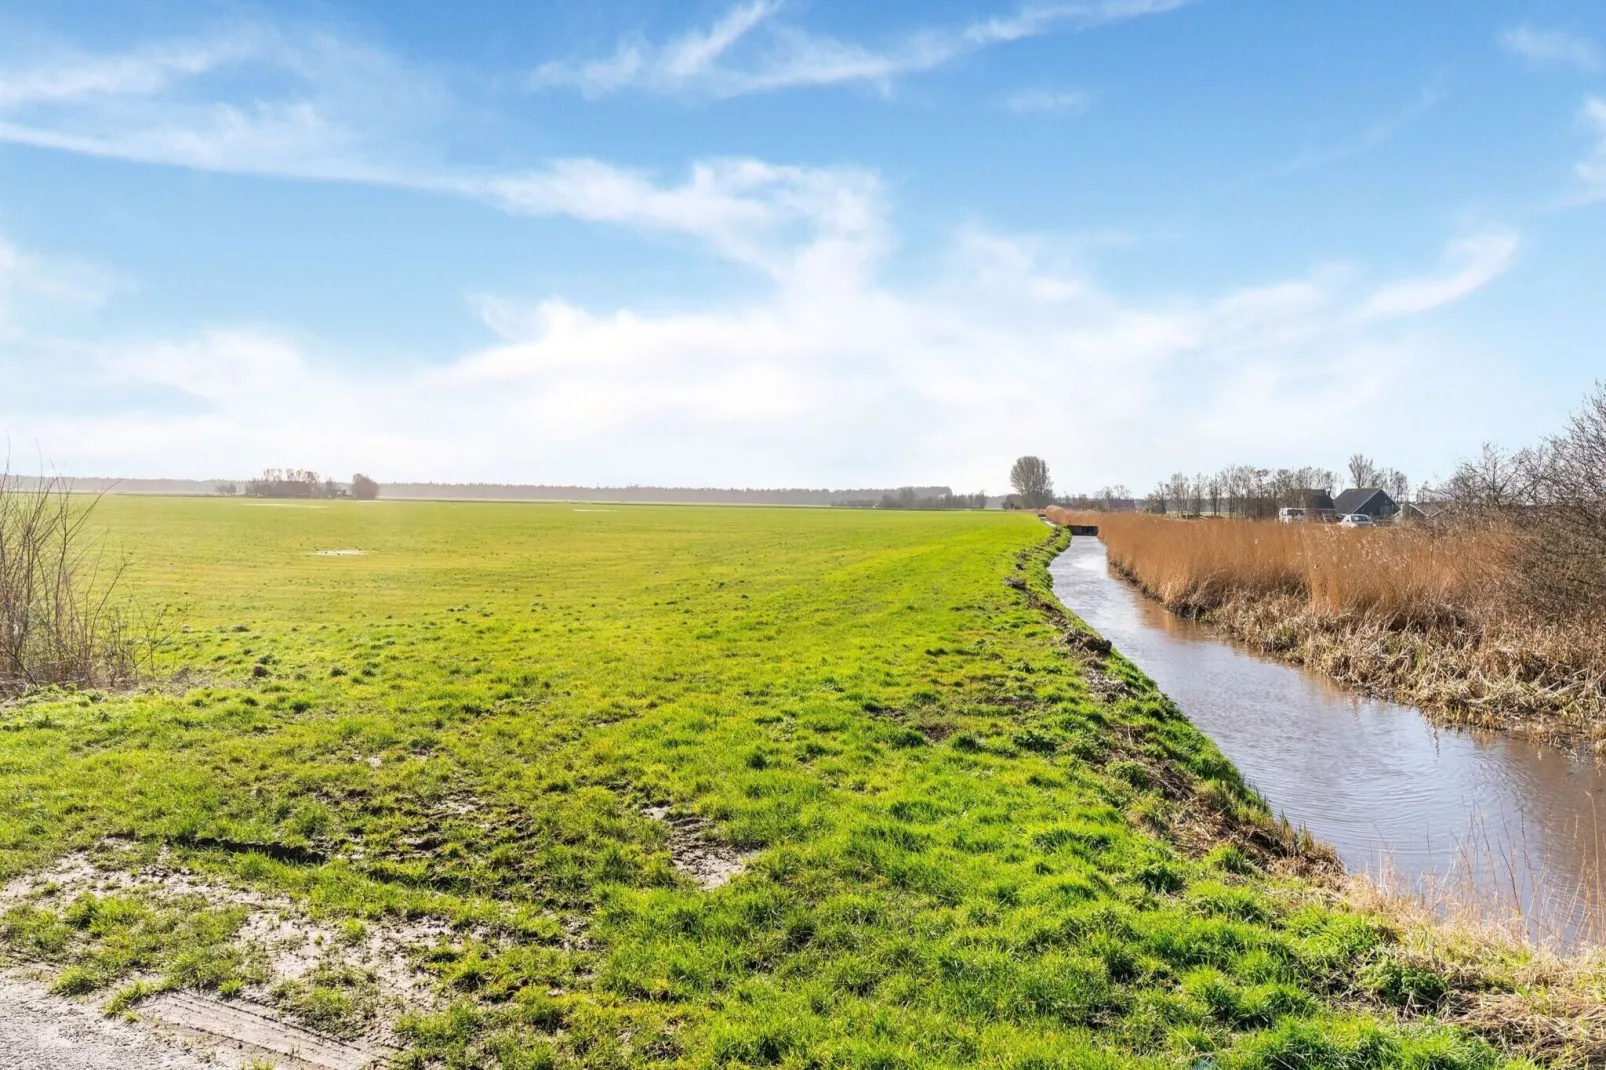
[1442,444,1539,512]
[1347,454,1378,489]
[1377,467,1411,504]
[1009,456,1053,509]
[1165,472,1192,514]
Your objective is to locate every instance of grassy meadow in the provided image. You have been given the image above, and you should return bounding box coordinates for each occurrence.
[0,497,1565,1067]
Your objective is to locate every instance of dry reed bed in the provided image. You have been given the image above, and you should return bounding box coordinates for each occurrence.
[1064,512,1606,742]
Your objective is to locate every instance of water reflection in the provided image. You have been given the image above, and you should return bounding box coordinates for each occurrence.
[1050,536,1605,948]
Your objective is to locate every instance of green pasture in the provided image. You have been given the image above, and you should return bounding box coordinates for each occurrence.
[0,497,1523,1068]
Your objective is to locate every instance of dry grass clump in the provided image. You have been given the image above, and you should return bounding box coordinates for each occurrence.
[1343,874,1606,1068]
[1059,511,1606,737]
[0,469,150,697]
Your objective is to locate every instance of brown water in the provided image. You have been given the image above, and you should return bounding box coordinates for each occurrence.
[1051,536,1606,948]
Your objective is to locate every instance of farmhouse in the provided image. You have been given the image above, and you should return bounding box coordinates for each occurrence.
[1332,487,1398,520]
[1298,488,1336,521]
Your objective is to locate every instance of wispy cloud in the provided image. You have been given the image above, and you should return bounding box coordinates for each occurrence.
[1360,229,1519,321]
[1002,88,1093,114]
[531,0,1195,99]
[1580,97,1606,197]
[0,25,444,183]
[0,236,118,341]
[1499,25,1602,74]
[1273,82,1443,176]
[461,157,888,283]
[0,26,888,282]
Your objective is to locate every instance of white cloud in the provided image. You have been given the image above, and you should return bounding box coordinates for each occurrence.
[0,27,894,283]
[1359,230,1519,321]
[462,158,887,282]
[0,33,261,108]
[532,0,1195,99]
[1499,25,1602,74]
[1581,97,1606,195]
[0,236,118,340]
[4,186,1521,491]
[1002,88,1093,114]
[0,26,444,183]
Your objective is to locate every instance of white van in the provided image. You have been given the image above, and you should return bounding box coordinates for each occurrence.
[1277,507,1307,523]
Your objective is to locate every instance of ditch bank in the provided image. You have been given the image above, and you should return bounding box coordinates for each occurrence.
[1050,534,1606,950]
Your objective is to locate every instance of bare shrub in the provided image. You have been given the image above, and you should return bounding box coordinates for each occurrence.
[1438,385,1606,622]
[0,469,151,697]
[1522,384,1606,620]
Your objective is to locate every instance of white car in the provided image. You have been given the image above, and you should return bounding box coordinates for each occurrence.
[1337,513,1374,527]
[1277,507,1307,523]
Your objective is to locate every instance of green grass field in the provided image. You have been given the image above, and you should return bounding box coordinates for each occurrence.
[0,498,1527,1068]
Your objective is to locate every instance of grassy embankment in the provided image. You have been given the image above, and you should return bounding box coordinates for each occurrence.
[0,498,1597,1067]
[1067,511,1606,745]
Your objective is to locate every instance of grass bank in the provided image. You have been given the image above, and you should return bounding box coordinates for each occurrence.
[0,498,1595,1066]
[1068,511,1606,746]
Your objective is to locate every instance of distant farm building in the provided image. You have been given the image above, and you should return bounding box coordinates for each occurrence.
[1332,488,1398,520]
[1298,489,1337,521]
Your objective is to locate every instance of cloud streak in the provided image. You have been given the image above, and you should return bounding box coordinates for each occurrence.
[0,24,445,184]
[1273,83,1443,177]
[531,0,1195,99]
[0,27,892,282]
[1002,88,1094,114]
[1359,229,1519,321]
[1499,25,1602,74]
[1581,97,1606,197]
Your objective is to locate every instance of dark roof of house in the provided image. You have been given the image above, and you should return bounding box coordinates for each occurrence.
[1298,488,1335,509]
[1333,488,1396,516]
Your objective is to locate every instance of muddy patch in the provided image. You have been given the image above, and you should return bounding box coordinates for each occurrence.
[0,848,447,1069]
[0,968,257,1070]
[643,806,753,890]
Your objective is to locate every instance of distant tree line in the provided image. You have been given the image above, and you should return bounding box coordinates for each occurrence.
[836,487,989,510]
[218,470,380,500]
[1058,457,1412,519]
[374,483,952,505]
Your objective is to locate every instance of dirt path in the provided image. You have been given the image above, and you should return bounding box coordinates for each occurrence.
[0,974,249,1070]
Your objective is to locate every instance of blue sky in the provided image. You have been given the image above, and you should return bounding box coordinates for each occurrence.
[2,0,1604,492]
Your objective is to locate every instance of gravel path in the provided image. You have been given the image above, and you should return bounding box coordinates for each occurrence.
[0,976,246,1070]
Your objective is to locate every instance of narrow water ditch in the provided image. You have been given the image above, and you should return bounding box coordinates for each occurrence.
[1050,534,1606,949]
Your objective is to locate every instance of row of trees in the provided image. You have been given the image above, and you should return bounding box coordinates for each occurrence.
[838,487,989,510]
[1013,454,1421,520]
[1054,456,1412,519]
[216,470,380,500]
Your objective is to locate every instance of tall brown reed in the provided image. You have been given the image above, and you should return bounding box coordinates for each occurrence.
[1059,511,1606,736]
[1072,511,1519,626]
